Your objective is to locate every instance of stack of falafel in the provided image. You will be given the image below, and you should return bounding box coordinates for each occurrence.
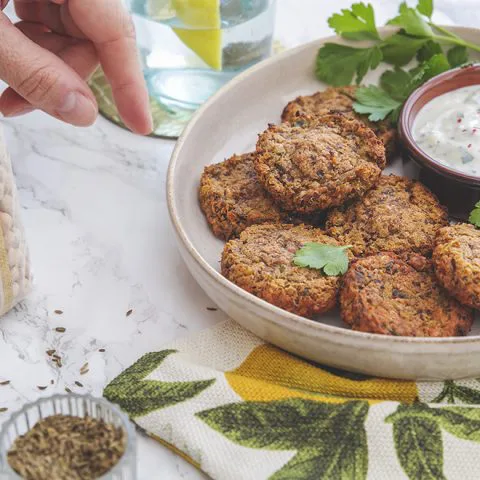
[199,87,479,337]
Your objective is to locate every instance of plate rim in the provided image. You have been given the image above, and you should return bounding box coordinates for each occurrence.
[167,25,480,346]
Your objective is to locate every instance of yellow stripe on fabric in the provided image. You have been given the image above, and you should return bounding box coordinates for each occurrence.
[0,223,13,313]
[226,345,418,404]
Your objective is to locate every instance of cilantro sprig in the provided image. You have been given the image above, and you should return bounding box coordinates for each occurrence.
[316,0,480,123]
[293,243,352,276]
[469,201,480,228]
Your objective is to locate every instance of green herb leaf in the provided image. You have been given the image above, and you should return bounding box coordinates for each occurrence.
[197,399,369,480]
[380,68,412,101]
[293,243,352,276]
[417,40,442,62]
[353,85,402,121]
[316,44,382,86]
[381,33,428,66]
[469,201,480,227]
[388,3,433,38]
[447,45,469,67]
[103,350,215,417]
[420,53,451,80]
[417,0,433,19]
[406,53,450,94]
[328,2,380,41]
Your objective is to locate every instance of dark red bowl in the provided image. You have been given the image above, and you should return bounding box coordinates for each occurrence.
[399,64,480,219]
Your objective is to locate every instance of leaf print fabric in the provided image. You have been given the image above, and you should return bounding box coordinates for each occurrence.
[104,350,215,417]
[198,399,369,480]
[103,320,480,480]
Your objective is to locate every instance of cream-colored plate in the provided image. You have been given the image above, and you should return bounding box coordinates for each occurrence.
[167,27,480,380]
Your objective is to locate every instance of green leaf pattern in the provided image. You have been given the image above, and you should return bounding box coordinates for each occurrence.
[197,399,369,480]
[387,402,480,480]
[104,350,215,417]
[102,333,480,479]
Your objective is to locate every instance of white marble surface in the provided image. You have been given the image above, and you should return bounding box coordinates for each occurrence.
[0,0,476,478]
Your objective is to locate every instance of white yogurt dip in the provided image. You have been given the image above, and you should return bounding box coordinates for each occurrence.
[413,85,480,176]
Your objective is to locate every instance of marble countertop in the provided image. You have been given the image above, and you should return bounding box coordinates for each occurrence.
[0,0,475,478]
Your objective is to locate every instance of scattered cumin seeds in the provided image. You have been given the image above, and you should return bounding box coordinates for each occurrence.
[37,386,47,391]
[50,379,54,385]
[126,309,133,317]
[0,408,7,413]
[46,349,56,356]
[52,357,63,368]
[65,387,72,394]
[74,381,83,388]
[7,414,126,479]
[80,362,89,375]
[99,348,105,352]
[54,309,63,315]
[0,380,10,386]
[207,307,218,311]
[55,327,66,333]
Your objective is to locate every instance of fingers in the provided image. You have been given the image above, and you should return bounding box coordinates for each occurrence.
[0,0,9,10]
[15,0,68,35]
[1,26,98,116]
[0,13,98,125]
[69,0,152,134]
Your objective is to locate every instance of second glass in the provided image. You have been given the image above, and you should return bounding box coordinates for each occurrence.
[127,0,277,138]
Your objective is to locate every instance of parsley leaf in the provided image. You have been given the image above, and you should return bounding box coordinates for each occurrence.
[447,45,469,67]
[293,243,352,276]
[381,33,429,66]
[316,44,382,86]
[469,201,480,228]
[417,0,433,19]
[380,68,412,101]
[328,2,380,41]
[388,3,433,38]
[417,40,442,62]
[412,53,450,84]
[353,86,402,122]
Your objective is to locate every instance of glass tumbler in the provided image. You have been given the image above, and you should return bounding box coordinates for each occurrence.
[126,0,277,138]
[0,394,136,480]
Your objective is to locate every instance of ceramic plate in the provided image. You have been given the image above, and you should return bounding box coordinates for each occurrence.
[167,26,480,380]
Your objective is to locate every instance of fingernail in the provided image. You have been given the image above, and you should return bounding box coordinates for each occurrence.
[56,92,97,126]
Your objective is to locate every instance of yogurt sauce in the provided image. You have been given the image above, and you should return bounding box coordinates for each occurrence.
[413,85,480,176]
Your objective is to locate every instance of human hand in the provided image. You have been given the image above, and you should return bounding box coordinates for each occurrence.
[0,0,152,134]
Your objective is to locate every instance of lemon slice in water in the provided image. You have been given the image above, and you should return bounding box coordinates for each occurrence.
[171,0,222,70]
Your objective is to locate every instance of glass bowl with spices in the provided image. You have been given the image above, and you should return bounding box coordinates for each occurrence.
[0,394,136,480]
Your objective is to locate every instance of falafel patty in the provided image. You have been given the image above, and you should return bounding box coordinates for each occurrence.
[199,153,311,240]
[340,253,473,337]
[326,175,448,257]
[254,114,386,214]
[281,86,397,157]
[433,223,480,309]
[221,224,342,318]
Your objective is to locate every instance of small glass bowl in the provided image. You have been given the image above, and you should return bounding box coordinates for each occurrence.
[0,394,136,479]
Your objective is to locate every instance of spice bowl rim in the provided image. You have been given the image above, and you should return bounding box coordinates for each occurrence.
[399,63,480,187]
[0,393,136,479]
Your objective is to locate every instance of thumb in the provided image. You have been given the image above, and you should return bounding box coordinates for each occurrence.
[0,13,97,126]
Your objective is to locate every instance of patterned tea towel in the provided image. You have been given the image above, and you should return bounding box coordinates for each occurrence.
[104,320,480,480]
